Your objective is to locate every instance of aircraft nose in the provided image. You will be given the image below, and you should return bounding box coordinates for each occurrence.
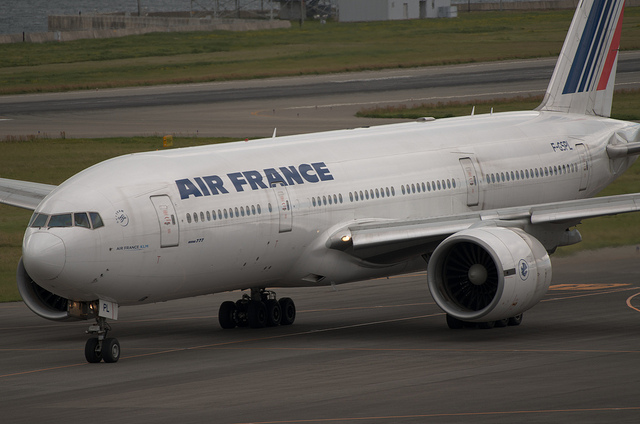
[23,232,66,281]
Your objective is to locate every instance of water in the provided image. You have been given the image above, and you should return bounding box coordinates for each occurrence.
[0,0,278,34]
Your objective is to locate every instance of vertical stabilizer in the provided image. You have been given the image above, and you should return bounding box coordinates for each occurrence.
[537,0,625,117]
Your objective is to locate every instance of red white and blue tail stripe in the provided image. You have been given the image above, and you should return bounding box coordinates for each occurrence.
[537,0,625,117]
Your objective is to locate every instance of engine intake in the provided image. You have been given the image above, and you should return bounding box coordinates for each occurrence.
[17,257,75,321]
[427,227,552,322]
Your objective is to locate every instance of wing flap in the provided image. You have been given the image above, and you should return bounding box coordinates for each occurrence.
[0,178,56,210]
[530,193,640,224]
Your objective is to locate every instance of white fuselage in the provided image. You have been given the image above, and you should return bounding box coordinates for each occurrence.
[22,111,638,306]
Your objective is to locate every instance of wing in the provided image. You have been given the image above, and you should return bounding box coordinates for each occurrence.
[327,193,640,263]
[0,178,57,210]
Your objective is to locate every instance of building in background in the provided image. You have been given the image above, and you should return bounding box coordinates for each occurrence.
[336,0,455,22]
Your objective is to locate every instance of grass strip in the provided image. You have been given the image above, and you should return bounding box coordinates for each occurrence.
[1,8,639,94]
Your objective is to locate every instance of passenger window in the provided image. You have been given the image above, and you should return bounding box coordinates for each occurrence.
[235,207,239,217]
[401,185,406,195]
[200,212,205,222]
[186,213,192,224]
[212,210,216,221]
[257,204,262,214]
[194,213,199,223]
[312,197,317,207]
[251,205,256,215]
[206,211,211,221]
[437,180,441,190]
[74,212,91,228]
[338,194,343,203]
[224,209,228,219]
[218,210,223,220]
[240,207,245,217]
[48,213,72,228]
[391,187,395,196]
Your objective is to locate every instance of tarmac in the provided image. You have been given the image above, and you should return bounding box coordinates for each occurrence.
[1,247,639,423]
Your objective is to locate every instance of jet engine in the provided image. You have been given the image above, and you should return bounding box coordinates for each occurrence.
[427,226,552,323]
[17,257,76,321]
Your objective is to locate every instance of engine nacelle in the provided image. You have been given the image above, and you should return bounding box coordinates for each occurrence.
[17,257,77,321]
[427,227,552,323]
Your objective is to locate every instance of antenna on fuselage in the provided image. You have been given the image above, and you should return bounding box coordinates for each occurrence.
[471,106,475,116]
[272,128,277,138]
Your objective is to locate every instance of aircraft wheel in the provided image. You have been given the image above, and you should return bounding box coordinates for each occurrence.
[279,297,296,326]
[219,301,238,329]
[85,338,102,363]
[248,301,267,328]
[265,299,282,327]
[494,319,509,328]
[103,338,121,363]
[446,314,464,329]
[478,321,495,329]
[508,314,523,326]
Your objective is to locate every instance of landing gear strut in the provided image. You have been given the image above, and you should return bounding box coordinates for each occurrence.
[85,317,120,363]
[219,288,296,329]
[446,313,523,330]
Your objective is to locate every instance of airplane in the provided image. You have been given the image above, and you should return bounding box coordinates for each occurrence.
[1,0,639,364]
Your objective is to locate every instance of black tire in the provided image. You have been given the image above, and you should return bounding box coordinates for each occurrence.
[494,318,509,328]
[478,321,495,329]
[446,314,464,329]
[508,314,523,326]
[279,297,296,326]
[248,301,267,328]
[103,338,121,363]
[219,301,237,329]
[265,299,282,327]
[85,338,102,363]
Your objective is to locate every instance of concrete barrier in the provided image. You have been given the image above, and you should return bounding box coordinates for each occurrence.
[0,16,290,44]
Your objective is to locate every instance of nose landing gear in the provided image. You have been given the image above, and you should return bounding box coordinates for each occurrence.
[85,316,120,363]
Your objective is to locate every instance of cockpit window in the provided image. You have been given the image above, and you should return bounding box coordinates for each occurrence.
[29,211,104,229]
[74,212,91,228]
[89,212,104,229]
[48,213,73,228]
[30,213,49,228]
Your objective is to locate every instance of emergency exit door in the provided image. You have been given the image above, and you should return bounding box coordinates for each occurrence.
[459,157,480,207]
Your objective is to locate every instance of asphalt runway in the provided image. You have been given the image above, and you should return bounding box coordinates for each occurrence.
[1,51,640,139]
[1,247,640,424]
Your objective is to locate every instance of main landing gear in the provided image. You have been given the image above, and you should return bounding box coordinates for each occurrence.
[218,288,296,329]
[85,316,121,363]
[446,313,523,330]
